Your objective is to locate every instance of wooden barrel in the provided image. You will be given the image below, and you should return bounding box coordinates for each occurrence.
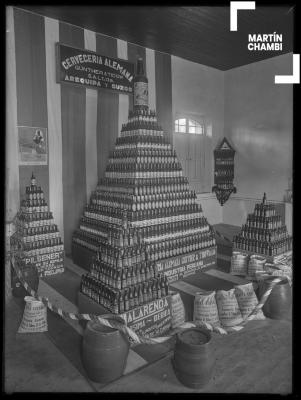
[81,316,130,383]
[259,277,292,320]
[173,328,214,388]
[11,262,39,298]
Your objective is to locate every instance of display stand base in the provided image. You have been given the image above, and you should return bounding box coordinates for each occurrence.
[232,248,292,264]
[72,242,95,271]
[78,291,172,338]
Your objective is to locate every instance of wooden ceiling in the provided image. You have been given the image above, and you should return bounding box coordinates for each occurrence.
[19,6,293,70]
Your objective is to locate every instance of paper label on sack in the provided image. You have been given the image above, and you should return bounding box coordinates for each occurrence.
[18,296,48,333]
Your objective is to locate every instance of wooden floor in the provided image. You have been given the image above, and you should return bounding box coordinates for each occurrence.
[101,316,292,393]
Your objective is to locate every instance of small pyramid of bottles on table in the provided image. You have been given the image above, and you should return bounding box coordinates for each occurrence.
[73,57,216,314]
[11,173,64,277]
[233,193,292,260]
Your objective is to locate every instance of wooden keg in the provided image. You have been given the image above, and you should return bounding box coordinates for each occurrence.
[11,262,39,298]
[258,276,292,320]
[173,328,214,388]
[82,316,130,383]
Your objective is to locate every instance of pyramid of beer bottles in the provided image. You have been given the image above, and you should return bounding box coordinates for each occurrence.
[10,173,64,277]
[74,57,216,314]
[233,193,292,259]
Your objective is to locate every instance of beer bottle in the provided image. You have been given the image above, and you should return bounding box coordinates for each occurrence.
[129,288,135,309]
[133,58,148,112]
[140,262,146,282]
[124,289,129,311]
[121,268,127,289]
[119,291,125,313]
[143,283,148,303]
[127,266,133,287]
[133,286,139,308]
[138,284,144,305]
[116,270,122,290]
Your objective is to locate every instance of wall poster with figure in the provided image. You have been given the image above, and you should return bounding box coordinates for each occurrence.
[18,126,48,165]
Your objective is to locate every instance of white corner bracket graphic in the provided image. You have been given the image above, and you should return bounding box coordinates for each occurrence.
[230,2,256,31]
[275,54,300,84]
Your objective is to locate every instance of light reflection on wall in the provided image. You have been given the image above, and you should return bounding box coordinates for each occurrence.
[224,53,293,201]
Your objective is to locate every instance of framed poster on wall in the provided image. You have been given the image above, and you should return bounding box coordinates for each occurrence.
[18,126,48,165]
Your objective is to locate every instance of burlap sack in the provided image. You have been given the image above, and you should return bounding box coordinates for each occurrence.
[18,296,48,333]
[265,263,292,283]
[216,289,243,327]
[234,283,265,320]
[171,292,186,329]
[248,255,266,277]
[193,291,220,327]
[230,252,249,276]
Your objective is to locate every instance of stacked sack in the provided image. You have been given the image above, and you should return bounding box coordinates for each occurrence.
[193,283,265,329]
[230,252,266,278]
[170,292,186,329]
[230,251,292,285]
[18,296,48,333]
[230,251,249,276]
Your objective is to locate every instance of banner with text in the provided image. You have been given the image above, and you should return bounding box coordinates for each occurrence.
[121,295,172,338]
[18,251,65,278]
[56,43,134,94]
[156,247,217,283]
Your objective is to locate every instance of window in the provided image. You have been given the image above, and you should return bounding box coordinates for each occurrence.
[173,115,212,193]
[175,118,204,135]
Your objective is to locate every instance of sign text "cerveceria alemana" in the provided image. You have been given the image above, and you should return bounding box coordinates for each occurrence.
[62,54,133,82]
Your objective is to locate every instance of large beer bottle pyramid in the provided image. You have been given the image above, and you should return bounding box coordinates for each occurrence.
[72,57,216,278]
[11,173,65,277]
[233,193,292,262]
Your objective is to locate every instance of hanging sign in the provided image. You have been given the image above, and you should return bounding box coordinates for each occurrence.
[56,43,134,94]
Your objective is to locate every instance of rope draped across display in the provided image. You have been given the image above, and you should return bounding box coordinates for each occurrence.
[11,257,283,342]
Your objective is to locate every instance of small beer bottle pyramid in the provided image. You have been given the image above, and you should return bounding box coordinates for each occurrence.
[13,172,65,277]
[233,193,292,260]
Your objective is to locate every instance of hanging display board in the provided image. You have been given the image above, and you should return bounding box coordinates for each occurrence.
[56,43,134,94]
[212,137,236,206]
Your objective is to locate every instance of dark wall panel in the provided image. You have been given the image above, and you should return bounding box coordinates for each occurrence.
[60,22,86,255]
[14,8,49,203]
[127,43,146,112]
[96,34,118,181]
[155,52,173,143]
